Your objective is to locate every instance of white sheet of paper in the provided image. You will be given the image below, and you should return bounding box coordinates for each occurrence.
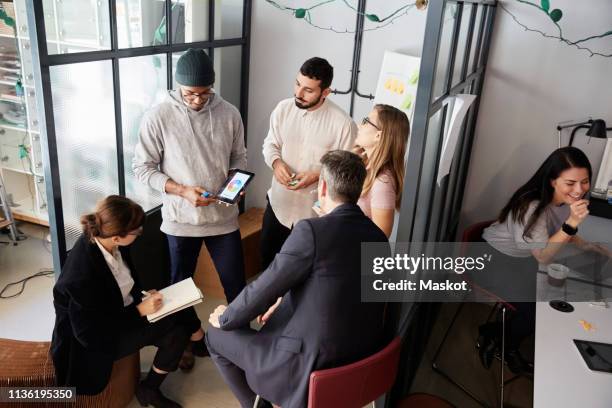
[147,277,203,323]
[437,94,477,185]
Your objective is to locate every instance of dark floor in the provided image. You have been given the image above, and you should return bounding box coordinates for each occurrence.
[409,302,534,408]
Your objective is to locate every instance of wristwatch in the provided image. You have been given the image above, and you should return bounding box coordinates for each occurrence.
[561,222,578,236]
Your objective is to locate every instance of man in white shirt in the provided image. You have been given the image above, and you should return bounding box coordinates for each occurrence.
[261,57,357,270]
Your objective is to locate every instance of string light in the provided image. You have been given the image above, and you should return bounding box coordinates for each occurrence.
[264,0,610,58]
[501,0,612,58]
[0,4,16,28]
[263,0,425,33]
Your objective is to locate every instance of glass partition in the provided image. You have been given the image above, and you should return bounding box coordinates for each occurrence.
[49,60,118,248]
[28,0,251,267]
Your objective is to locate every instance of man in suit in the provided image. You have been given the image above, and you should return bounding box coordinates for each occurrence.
[206,150,388,408]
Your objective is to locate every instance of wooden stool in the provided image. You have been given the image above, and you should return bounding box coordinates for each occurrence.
[194,207,264,299]
[0,338,139,408]
[79,352,140,408]
[0,339,54,388]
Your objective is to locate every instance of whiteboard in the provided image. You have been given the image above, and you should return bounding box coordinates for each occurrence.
[373,51,421,120]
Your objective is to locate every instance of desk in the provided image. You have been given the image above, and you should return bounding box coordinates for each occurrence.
[536,259,612,302]
[534,302,612,408]
[534,215,612,407]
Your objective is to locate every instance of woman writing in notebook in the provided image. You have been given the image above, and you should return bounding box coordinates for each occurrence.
[51,195,202,408]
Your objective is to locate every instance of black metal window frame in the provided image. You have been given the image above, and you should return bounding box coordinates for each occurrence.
[25,0,252,271]
[387,3,497,405]
[396,0,497,244]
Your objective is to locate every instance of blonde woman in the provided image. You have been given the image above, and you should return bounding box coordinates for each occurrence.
[353,104,410,237]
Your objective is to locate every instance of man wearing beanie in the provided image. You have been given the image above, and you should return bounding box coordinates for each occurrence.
[261,57,357,271]
[133,48,247,371]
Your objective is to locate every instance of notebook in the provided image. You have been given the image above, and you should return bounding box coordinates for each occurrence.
[147,278,203,323]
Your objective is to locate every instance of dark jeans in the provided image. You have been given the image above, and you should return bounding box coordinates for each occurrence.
[167,230,246,303]
[115,308,201,372]
[260,199,292,271]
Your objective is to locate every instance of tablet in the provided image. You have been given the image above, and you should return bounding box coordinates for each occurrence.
[574,339,612,373]
[215,169,255,204]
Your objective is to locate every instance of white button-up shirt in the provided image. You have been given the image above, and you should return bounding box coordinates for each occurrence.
[262,97,357,228]
[95,238,135,306]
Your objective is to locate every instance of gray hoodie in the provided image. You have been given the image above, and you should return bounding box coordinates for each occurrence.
[133,90,247,237]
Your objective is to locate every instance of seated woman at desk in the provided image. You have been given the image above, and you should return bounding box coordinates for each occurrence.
[479,146,603,374]
[51,195,202,408]
[352,104,410,237]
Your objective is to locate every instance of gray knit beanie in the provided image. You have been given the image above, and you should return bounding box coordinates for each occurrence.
[175,48,215,87]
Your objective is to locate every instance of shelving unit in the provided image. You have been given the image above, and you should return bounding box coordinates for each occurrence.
[0,0,114,228]
[0,0,47,226]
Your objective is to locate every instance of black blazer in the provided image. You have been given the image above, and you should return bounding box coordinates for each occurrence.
[219,204,388,408]
[51,235,147,395]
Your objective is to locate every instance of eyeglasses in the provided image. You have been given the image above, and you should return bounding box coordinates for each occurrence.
[361,117,380,131]
[128,226,144,236]
[181,88,214,101]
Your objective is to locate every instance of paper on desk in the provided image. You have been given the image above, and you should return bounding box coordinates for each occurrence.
[147,277,203,323]
[437,94,476,185]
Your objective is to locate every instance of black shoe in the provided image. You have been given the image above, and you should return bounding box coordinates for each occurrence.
[191,337,210,357]
[178,349,195,372]
[477,323,501,370]
[505,349,534,375]
[478,335,497,369]
[135,383,182,408]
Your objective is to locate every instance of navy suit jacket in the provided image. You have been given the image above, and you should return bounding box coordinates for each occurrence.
[219,203,388,407]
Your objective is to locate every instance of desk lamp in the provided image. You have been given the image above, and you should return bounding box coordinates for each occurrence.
[557,118,611,148]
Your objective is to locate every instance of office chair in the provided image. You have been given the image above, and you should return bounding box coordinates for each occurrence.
[307,336,402,408]
[252,337,402,408]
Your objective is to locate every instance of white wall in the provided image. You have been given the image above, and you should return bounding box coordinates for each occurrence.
[245,1,427,209]
[460,0,612,231]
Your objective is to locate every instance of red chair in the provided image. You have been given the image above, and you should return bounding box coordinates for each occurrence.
[461,220,494,243]
[307,337,402,408]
